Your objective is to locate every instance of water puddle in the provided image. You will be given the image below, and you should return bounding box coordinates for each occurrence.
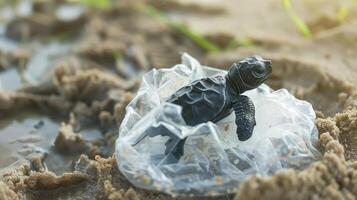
[0,1,103,175]
[0,111,60,169]
[0,111,104,175]
[0,67,22,90]
[26,41,73,82]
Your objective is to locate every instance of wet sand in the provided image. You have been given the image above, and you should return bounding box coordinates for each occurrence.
[1,0,357,199]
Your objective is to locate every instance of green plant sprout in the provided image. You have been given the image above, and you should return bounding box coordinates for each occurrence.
[283,0,312,38]
[140,5,221,53]
[73,0,111,10]
[227,37,255,49]
[237,38,255,47]
[336,6,350,23]
[226,39,239,49]
[113,51,123,61]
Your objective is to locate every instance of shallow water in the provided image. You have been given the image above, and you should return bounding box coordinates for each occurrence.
[0,111,103,174]
[0,2,96,174]
[0,112,60,169]
[0,67,22,90]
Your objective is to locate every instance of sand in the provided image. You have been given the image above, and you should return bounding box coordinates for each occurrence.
[1,0,357,199]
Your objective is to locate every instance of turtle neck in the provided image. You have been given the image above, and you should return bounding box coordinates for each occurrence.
[225,65,249,95]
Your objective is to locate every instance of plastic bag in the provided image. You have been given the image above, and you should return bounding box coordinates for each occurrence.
[115,53,320,196]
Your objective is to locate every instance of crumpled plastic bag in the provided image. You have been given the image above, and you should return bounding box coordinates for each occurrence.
[115,53,320,196]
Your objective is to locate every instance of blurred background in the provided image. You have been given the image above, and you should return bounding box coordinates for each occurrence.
[1,0,357,199]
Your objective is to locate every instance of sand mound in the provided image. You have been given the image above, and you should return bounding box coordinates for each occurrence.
[1,0,357,199]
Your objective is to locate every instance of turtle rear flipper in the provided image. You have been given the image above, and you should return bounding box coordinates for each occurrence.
[133,124,186,163]
[232,95,256,141]
[163,137,187,163]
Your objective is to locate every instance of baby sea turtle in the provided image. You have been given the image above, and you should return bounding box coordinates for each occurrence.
[134,56,272,163]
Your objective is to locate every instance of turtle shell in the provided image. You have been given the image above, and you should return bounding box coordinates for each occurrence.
[167,76,227,126]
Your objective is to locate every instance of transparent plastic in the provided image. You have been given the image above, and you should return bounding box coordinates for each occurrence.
[115,53,320,196]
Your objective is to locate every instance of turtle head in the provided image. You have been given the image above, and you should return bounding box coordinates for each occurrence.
[227,56,272,94]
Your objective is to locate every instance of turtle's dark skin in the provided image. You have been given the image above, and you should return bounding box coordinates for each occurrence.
[134,56,272,163]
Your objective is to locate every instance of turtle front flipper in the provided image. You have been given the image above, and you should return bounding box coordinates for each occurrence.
[232,95,256,141]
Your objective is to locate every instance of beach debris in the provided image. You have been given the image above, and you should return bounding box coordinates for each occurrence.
[120,53,320,196]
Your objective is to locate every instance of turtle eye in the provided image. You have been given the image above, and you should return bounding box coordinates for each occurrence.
[255,65,265,74]
[252,65,265,78]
